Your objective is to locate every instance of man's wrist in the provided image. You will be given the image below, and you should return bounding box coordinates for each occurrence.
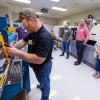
[16,49,21,57]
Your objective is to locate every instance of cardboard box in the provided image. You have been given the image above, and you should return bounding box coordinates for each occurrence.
[11,90,28,100]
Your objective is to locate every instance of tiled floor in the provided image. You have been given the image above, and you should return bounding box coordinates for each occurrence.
[28,49,100,100]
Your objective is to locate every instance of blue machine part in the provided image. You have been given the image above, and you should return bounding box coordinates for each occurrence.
[6,18,10,27]
[1,83,22,100]
[8,32,17,44]
[0,17,10,43]
[13,23,20,28]
[0,17,8,30]
[0,30,8,43]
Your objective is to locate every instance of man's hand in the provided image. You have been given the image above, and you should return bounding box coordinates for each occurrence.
[96,50,100,56]
[83,42,86,45]
[7,47,19,56]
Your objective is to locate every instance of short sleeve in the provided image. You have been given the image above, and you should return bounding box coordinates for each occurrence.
[85,27,89,37]
[16,28,19,33]
[70,30,73,36]
[35,37,51,58]
[23,34,30,43]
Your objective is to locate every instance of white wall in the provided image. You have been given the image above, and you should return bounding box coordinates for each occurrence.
[53,25,63,37]
[0,6,14,25]
[43,24,54,32]
[0,6,8,16]
[39,17,58,25]
[58,7,100,26]
[11,12,18,22]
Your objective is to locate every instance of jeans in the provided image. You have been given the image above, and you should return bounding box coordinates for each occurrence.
[76,41,85,63]
[61,41,70,56]
[95,58,100,73]
[53,40,57,50]
[32,61,52,100]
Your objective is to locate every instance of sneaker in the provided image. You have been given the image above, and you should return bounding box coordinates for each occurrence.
[66,56,69,59]
[74,61,78,64]
[74,61,81,65]
[51,57,54,59]
[59,54,64,56]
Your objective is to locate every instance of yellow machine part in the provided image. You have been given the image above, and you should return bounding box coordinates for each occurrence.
[0,64,10,87]
[7,27,16,33]
[0,34,10,87]
[0,34,10,64]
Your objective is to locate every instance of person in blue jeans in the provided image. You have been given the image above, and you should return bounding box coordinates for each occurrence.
[51,30,57,51]
[60,23,72,59]
[7,8,53,100]
[31,61,52,100]
[93,40,100,79]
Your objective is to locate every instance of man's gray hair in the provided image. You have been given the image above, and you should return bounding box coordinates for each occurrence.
[19,8,38,22]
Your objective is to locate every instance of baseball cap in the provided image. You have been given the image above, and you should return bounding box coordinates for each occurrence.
[19,8,38,22]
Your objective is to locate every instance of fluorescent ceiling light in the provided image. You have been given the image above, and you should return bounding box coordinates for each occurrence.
[36,12,43,15]
[51,6,67,11]
[13,0,31,4]
[50,0,60,2]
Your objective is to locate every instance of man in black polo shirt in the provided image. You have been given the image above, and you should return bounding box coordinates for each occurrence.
[7,8,52,100]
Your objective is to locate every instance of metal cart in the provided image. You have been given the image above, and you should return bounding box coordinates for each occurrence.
[0,58,23,100]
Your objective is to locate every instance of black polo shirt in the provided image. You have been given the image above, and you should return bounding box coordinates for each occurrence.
[23,25,52,70]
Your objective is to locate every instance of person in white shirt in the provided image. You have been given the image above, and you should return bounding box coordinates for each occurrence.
[86,15,97,30]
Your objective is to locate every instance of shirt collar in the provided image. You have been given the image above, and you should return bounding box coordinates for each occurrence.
[31,25,44,37]
[36,25,44,34]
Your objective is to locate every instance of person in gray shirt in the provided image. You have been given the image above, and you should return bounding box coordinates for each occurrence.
[60,23,73,59]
